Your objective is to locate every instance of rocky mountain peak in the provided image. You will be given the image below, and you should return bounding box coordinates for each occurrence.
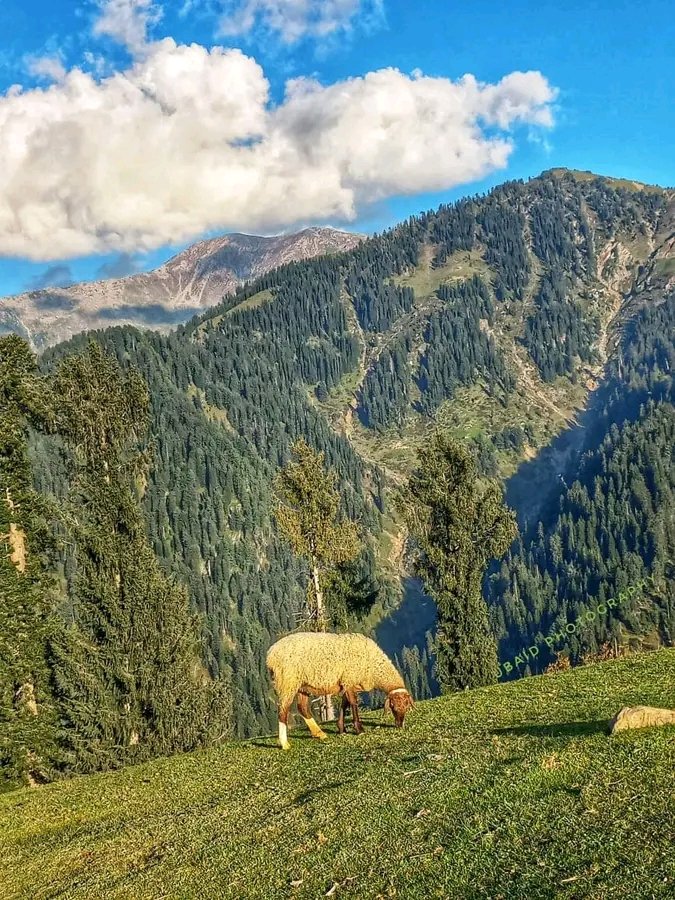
[0,227,363,350]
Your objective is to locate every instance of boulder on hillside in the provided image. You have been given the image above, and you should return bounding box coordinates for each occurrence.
[610,705,675,734]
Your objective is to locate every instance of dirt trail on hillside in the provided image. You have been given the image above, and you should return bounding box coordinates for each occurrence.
[482,316,575,427]
[513,347,576,424]
[594,240,635,367]
[339,290,367,440]
[388,525,408,575]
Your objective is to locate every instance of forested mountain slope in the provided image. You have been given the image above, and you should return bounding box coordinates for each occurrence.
[489,291,675,674]
[33,169,675,735]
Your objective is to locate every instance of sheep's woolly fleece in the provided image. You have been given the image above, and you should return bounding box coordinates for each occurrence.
[266,632,405,707]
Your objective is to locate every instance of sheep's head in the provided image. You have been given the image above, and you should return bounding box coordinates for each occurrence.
[384,688,414,727]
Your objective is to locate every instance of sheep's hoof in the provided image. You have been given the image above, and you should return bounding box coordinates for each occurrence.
[314,730,328,741]
[280,742,291,751]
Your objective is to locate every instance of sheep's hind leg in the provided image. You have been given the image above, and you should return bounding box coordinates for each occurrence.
[298,692,328,741]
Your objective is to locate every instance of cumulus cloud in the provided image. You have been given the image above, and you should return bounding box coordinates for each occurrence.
[93,0,163,55]
[217,0,383,43]
[0,39,556,261]
[26,263,74,290]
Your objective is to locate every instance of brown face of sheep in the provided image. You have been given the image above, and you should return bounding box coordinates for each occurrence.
[384,689,414,727]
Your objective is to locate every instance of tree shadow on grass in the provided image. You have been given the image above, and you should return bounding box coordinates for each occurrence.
[293,781,348,806]
[491,719,610,738]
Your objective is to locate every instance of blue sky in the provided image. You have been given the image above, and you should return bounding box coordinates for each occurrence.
[1,0,673,296]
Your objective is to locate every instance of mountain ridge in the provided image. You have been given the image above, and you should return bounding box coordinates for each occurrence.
[306,171,675,483]
[0,226,363,350]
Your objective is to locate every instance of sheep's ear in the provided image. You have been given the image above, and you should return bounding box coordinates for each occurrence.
[383,697,391,714]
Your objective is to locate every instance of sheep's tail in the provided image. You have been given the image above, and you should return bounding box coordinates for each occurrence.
[267,661,281,693]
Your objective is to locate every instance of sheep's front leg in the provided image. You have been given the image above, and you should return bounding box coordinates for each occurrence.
[297,692,328,741]
[278,702,291,751]
[345,689,364,735]
[337,692,351,735]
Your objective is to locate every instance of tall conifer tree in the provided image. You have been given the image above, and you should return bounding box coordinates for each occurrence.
[274,439,360,718]
[0,336,58,786]
[48,343,230,771]
[399,433,516,691]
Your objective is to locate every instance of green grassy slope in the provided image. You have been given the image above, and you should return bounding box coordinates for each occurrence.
[2,650,674,900]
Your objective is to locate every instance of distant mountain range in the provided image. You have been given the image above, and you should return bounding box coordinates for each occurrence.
[0,227,363,349]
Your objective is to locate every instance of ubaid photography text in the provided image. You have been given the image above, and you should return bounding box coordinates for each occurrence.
[497,575,657,678]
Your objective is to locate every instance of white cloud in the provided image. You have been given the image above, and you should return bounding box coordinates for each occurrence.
[0,39,557,261]
[25,55,67,83]
[93,0,163,55]
[218,0,383,43]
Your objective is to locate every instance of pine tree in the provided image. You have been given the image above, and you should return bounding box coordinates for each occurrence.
[273,439,360,719]
[48,343,230,772]
[0,336,58,786]
[398,433,516,691]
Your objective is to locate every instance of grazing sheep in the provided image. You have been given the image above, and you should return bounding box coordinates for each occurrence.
[266,632,414,750]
